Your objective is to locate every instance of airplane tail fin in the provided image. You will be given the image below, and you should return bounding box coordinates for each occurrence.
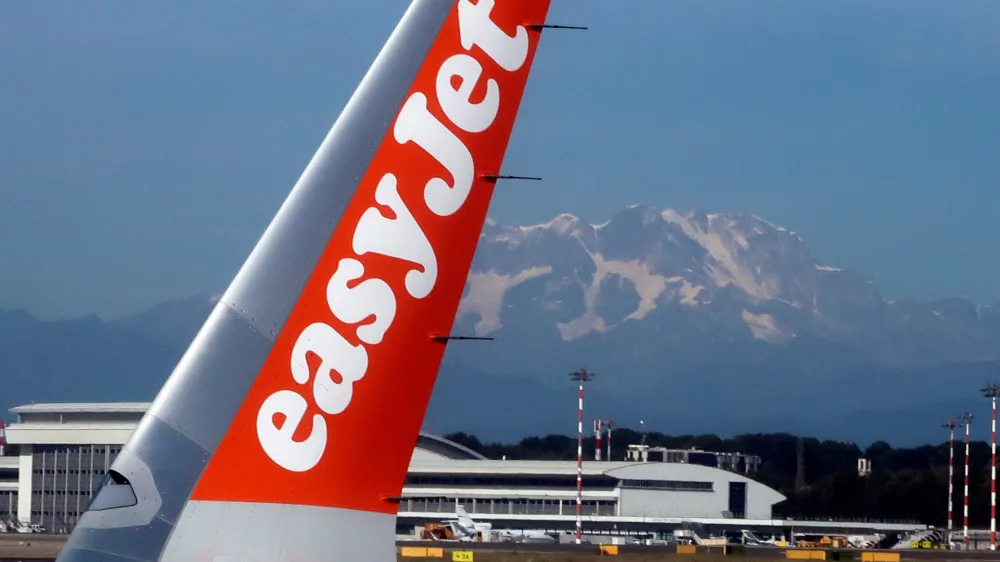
[57,1,554,561]
[457,504,475,529]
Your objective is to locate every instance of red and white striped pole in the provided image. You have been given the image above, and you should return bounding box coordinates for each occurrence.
[594,419,602,461]
[576,384,583,543]
[606,419,613,462]
[982,384,1000,551]
[992,395,997,551]
[963,412,973,547]
[943,420,956,537]
[569,368,594,545]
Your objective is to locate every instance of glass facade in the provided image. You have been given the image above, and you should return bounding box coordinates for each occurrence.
[0,491,16,523]
[405,474,619,489]
[401,497,617,517]
[728,481,747,519]
[402,473,622,519]
[618,479,713,492]
[30,444,121,532]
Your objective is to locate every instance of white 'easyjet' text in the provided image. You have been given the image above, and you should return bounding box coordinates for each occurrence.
[257,0,532,473]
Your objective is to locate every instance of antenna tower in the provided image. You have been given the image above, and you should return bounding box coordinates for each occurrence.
[943,419,957,536]
[568,367,595,545]
[983,384,1000,551]
[963,412,973,546]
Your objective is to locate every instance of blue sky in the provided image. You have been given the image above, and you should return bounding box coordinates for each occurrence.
[2,0,998,320]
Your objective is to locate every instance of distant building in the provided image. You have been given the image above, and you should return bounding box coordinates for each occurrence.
[0,417,14,522]
[0,402,923,538]
[625,444,762,475]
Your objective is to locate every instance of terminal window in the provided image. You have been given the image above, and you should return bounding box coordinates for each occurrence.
[728,481,747,519]
[29,443,120,532]
[406,474,619,489]
[619,479,712,492]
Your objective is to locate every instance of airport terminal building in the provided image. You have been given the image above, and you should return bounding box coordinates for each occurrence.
[0,403,926,538]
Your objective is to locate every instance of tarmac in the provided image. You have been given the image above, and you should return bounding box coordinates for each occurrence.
[402,542,1000,560]
[2,536,1000,561]
[0,533,64,561]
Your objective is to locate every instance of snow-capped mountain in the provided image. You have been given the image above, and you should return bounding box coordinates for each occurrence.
[2,204,998,444]
[451,204,1000,377]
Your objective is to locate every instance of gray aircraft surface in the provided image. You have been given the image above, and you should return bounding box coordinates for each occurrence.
[53,0,555,560]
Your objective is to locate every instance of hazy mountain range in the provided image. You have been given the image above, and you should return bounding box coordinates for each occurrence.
[3,205,998,446]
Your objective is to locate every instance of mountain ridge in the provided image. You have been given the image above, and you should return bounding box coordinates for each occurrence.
[454,204,999,371]
[1,205,997,445]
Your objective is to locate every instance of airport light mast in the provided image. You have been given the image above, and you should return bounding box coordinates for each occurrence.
[594,419,602,461]
[943,419,957,539]
[569,367,595,545]
[605,419,613,461]
[963,411,973,547]
[983,384,1000,551]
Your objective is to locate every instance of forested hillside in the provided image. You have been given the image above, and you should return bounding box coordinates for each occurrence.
[444,429,994,527]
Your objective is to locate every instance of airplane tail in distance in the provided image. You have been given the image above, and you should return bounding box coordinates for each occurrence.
[55,1,554,561]
[456,504,474,528]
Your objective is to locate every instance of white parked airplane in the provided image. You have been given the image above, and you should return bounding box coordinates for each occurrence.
[447,505,558,544]
[53,1,560,560]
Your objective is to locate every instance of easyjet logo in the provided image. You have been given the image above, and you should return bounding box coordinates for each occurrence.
[255,0,532,473]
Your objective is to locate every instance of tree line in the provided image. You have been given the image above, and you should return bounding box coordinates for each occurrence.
[443,429,996,527]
